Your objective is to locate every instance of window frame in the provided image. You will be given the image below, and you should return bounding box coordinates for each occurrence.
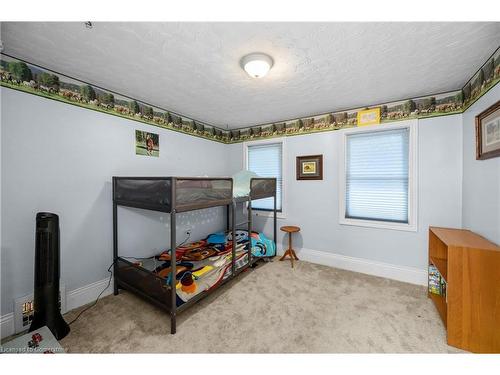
[243,137,286,219]
[338,119,418,232]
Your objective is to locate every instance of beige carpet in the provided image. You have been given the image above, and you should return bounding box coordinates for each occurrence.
[60,260,462,353]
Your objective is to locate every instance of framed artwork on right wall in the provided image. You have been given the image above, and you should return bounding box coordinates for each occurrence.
[476,100,500,160]
[296,154,323,180]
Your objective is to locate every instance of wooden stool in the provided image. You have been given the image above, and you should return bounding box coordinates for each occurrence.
[280,225,300,268]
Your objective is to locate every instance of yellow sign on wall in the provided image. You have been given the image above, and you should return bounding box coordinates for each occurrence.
[357,108,381,126]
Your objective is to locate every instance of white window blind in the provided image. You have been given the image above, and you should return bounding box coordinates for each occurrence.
[247,143,282,211]
[345,128,409,223]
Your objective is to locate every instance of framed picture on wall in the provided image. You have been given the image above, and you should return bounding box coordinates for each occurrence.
[296,155,323,180]
[135,130,159,157]
[476,100,500,160]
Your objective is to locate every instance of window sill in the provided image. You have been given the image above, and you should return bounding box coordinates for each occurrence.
[339,218,417,232]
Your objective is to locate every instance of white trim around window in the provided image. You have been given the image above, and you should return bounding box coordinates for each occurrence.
[243,137,287,219]
[338,119,418,232]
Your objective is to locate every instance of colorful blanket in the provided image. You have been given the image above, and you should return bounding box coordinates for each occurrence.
[151,230,275,305]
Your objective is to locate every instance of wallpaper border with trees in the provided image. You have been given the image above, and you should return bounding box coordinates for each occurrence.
[1,46,499,144]
[0,54,231,143]
[228,46,499,143]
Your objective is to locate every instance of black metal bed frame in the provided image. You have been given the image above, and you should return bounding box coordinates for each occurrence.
[112,176,277,334]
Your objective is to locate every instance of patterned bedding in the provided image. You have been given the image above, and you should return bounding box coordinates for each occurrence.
[132,230,275,306]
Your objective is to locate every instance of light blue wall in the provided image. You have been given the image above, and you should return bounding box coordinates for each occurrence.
[462,84,500,244]
[2,83,497,318]
[0,88,229,315]
[228,115,464,270]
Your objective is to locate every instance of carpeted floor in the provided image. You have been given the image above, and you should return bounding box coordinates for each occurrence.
[60,260,462,353]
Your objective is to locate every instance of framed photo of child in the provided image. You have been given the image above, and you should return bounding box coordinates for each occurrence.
[296,154,323,180]
[135,130,159,157]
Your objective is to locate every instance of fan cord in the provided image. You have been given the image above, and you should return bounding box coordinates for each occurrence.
[68,261,114,325]
[67,233,190,325]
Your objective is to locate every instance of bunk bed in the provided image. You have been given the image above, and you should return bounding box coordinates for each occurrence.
[112,176,277,334]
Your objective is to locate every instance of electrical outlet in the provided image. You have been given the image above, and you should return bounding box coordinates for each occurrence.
[14,283,66,334]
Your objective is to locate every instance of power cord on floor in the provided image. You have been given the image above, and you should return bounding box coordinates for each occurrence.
[68,261,114,326]
[67,234,191,325]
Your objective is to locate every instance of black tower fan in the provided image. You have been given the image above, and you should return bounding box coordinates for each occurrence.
[29,212,70,339]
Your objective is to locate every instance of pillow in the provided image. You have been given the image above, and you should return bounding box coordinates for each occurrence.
[232,170,259,197]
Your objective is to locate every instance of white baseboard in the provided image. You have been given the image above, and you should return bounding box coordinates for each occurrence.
[1,277,113,340]
[1,313,15,340]
[279,247,427,286]
[66,277,114,312]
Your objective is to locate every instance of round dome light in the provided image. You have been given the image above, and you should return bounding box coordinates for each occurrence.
[240,53,274,78]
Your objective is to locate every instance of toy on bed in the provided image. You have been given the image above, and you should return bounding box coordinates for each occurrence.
[180,273,197,294]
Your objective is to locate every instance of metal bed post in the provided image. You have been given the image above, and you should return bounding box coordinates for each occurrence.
[170,177,177,334]
[273,185,277,254]
[112,203,119,295]
[231,201,236,277]
[112,177,119,296]
[247,197,252,266]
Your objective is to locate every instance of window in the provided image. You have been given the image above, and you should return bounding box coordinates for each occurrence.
[246,142,283,211]
[339,122,417,231]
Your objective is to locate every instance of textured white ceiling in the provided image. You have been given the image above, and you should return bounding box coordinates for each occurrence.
[1,22,499,128]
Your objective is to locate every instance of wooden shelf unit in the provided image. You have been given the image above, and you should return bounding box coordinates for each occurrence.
[428,227,500,353]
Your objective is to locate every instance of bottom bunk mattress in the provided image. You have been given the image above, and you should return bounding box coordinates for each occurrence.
[119,230,275,307]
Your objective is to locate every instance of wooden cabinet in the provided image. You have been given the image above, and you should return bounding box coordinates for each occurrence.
[428,227,500,353]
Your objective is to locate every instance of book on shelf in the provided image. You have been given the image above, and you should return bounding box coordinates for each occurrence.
[428,264,446,297]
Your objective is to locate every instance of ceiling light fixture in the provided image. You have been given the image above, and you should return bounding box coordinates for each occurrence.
[240,53,274,78]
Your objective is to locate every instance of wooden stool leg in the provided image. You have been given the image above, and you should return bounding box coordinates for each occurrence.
[280,233,293,268]
[280,234,290,262]
[279,232,298,268]
[280,233,290,261]
[279,227,300,268]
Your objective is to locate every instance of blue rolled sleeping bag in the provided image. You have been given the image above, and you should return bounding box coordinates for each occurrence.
[250,232,276,257]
